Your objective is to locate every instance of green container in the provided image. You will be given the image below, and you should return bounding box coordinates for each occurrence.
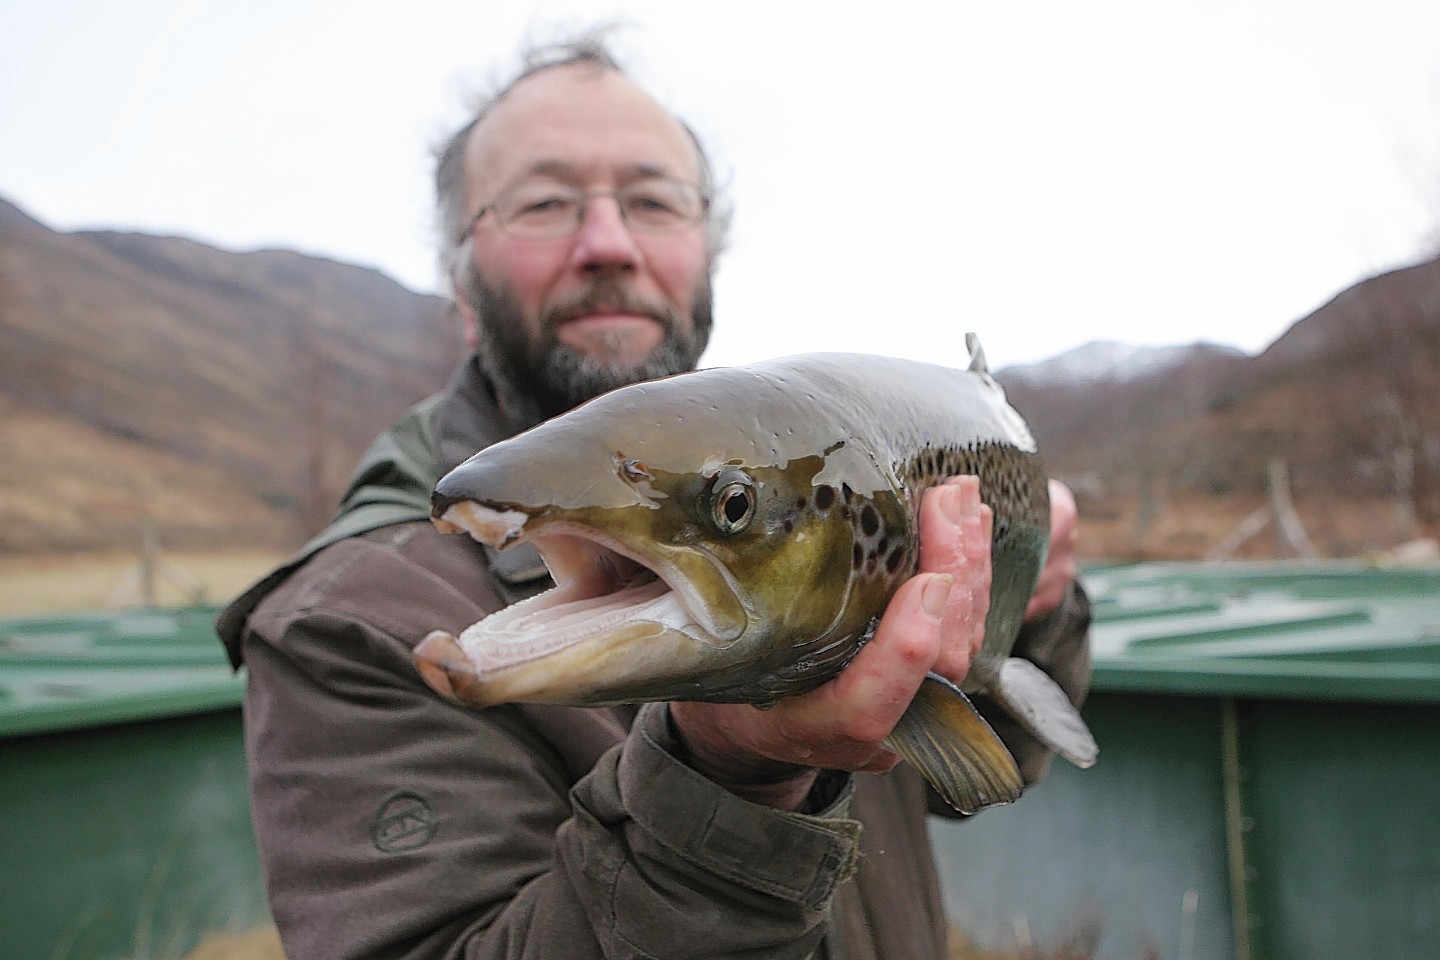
[0,607,267,960]
[6,564,1438,959]
[934,561,1440,960]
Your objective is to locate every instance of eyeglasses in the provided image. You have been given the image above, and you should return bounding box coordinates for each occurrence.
[461,177,709,241]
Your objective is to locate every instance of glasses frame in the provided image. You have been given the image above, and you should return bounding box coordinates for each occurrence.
[459,177,709,243]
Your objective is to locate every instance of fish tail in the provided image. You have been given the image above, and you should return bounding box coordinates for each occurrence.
[884,672,1023,814]
[992,657,1099,769]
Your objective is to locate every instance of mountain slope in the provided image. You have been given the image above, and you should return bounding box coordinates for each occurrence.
[0,197,461,552]
[3,194,1436,560]
[998,256,1440,557]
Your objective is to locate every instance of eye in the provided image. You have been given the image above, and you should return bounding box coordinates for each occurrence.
[625,191,680,214]
[500,182,581,223]
[708,468,756,535]
[712,482,755,535]
[620,180,700,229]
[515,195,575,216]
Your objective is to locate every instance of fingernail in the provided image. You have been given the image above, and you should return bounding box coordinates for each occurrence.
[921,574,952,619]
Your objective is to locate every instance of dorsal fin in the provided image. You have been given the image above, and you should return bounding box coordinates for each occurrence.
[965,332,989,374]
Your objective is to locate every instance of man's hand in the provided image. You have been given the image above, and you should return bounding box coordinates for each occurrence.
[670,477,993,809]
[1024,479,1079,621]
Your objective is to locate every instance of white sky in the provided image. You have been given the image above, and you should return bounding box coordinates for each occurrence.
[2,0,1438,370]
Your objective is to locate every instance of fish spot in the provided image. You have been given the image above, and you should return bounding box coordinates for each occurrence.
[852,543,864,569]
[814,485,835,511]
[795,497,808,511]
[860,504,880,537]
[886,545,906,574]
[783,517,795,534]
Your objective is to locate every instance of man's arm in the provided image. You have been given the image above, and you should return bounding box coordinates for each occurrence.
[240,532,862,960]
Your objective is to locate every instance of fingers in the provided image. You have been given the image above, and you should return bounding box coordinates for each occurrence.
[919,476,992,683]
[760,570,952,774]
[670,571,953,781]
[1025,479,1079,620]
[667,476,1003,797]
[820,571,951,749]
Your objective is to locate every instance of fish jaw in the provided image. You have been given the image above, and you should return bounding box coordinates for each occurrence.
[419,502,760,707]
[416,599,718,708]
[437,499,751,644]
[433,500,528,545]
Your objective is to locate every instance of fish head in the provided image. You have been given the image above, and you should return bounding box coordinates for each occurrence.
[420,369,897,707]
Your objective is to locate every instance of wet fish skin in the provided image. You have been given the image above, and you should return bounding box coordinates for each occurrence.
[417,336,1096,812]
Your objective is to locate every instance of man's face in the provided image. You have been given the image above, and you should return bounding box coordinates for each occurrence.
[457,64,713,419]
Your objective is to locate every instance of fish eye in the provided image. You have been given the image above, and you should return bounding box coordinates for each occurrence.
[708,469,755,535]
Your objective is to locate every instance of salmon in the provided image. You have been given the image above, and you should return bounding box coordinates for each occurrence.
[416,335,1096,812]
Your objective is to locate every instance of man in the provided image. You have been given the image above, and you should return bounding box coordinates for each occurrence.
[218,35,1090,960]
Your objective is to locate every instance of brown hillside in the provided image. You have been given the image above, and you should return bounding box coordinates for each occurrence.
[3,194,1436,561]
[1000,256,1440,559]
[0,197,463,554]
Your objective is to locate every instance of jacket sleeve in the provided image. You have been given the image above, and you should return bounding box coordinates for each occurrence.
[239,534,863,960]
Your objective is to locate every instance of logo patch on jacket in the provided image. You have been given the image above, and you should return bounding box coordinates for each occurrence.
[371,790,438,852]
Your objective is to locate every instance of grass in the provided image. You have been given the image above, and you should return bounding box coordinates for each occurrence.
[130,925,286,960]
[0,548,286,617]
[948,920,1107,959]
[158,921,1098,959]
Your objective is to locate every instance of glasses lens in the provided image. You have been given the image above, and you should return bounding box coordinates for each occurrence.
[619,180,704,232]
[496,183,583,238]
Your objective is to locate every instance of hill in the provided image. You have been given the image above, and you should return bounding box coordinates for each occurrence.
[3,195,1436,561]
[999,255,1440,558]
[0,197,462,553]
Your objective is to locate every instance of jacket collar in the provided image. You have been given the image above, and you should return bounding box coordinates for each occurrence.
[215,355,535,667]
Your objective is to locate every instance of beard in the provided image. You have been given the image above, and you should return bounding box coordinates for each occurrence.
[463,269,713,425]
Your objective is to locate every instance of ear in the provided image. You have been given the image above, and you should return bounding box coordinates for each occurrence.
[453,288,481,350]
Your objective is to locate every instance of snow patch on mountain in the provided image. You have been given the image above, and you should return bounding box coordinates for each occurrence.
[998,340,1247,385]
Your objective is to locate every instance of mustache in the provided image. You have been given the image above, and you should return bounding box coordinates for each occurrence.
[540,281,674,334]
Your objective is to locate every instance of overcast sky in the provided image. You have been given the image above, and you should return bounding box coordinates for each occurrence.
[3,0,1438,370]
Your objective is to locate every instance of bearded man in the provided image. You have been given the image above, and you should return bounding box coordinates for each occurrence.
[219,34,1091,960]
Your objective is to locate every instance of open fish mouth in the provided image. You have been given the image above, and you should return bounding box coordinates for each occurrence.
[455,529,700,672]
[416,503,740,706]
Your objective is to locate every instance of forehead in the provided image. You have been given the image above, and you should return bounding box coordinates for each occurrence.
[465,64,701,197]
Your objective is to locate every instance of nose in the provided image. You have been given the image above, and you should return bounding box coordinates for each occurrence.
[569,195,642,276]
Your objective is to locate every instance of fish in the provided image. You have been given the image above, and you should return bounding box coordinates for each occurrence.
[415,334,1097,813]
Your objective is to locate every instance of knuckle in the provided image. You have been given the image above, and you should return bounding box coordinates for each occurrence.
[895,629,940,668]
[844,709,897,746]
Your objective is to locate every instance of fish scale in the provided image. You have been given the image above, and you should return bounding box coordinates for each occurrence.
[416,335,1097,813]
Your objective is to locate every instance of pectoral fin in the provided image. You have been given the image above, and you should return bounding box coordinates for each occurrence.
[992,657,1099,768]
[883,672,1023,814]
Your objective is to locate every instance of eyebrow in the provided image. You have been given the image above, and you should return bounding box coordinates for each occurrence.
[519,159,677,183]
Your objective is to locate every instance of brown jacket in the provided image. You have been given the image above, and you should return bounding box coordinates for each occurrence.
[218,358,1091,960]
